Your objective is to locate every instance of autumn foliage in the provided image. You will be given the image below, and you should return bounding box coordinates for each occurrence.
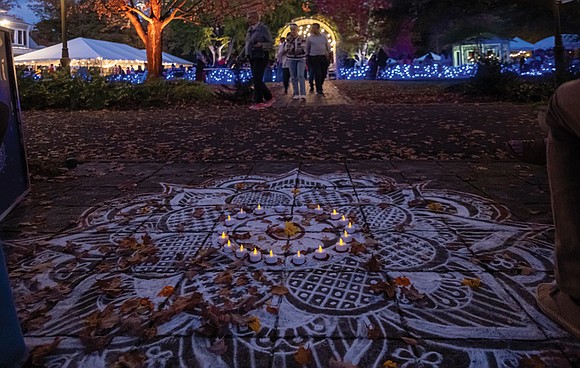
[91,0,280,79]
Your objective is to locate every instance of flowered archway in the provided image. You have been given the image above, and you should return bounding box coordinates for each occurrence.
[277,16,339,76]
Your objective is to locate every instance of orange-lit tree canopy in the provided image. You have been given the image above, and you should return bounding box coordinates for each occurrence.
[92,0,279,79]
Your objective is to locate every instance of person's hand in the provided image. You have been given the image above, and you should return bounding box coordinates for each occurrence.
[254,42,262,48]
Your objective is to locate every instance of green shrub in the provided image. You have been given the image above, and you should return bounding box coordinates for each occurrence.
[17,73,216,110]
[446,59,557,103]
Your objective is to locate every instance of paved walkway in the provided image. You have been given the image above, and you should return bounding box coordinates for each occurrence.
[1,87,578,367]
[271,81,351,107]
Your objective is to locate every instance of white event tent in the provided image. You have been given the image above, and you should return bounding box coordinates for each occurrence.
[534,34,580,50]
[14,37,192,72]
[510,37,535,52]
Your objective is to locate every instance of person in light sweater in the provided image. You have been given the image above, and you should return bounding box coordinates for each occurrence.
[306,23,331,95]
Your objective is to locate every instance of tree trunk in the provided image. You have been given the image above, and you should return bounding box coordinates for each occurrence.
[146,20,164,79]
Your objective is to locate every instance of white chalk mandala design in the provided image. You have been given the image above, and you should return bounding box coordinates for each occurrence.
[7,169,563,367]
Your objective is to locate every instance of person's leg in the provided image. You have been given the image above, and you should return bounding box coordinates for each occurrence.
[307,58,314,92]
[320,56,328,91]
[283,67,290,93]
[251,58,264,103]
[258,58,273,102]
[537,80,580,337]
[297,59,306,96]
[289,60,299,97]
[312,56,326,93]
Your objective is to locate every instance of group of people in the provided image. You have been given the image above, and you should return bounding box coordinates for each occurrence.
[244,11,331,110]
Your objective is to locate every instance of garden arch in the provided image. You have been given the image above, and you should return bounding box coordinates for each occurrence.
[277,16,339,77]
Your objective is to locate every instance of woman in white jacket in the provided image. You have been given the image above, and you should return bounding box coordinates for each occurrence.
[284,23,307,100]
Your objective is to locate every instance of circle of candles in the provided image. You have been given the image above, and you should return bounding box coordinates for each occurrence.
[314,245,327,260]
[265,249,278,265]
[254,204,265,215]
[314,205,324,215]
[341,230,353,243]
[236,208,247,220]
[338,215,349,227]
[235,244,246,258]
[336,238,348,252]
[249,248,262,263]
[225,215,235,226]
[223,239,234,252]
[330,209,340,220]
[275,205,285,213]
[292,250,306,265]
[217,231,229,245]
[346,221,357,234]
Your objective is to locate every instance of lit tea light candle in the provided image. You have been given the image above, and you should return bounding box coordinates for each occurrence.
[330,209,340,220]
[250,248,262,263]
[236,208,247,219]
[275,205,286,213]
[341,230,353,243]
[225,214,235,226]
[336,238,348,252]
[254,204,265,215]
[314,245,327,260]
[346,221,356,234]
[223,239,234,252]
[218,231,229,245]
[292,250,306,265]
[314,204,324,215]
[338,215,349,227]
[265,249,278,265]
[235,244,246,258]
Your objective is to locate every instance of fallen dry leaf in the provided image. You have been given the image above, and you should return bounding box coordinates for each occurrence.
[111,350,147,368]
[294,345,313,365]
[28,337,63,366]
[461,277,482,288]
[400,336,418,346]
[393,276,411,287]
[382,360,398,368]
[157,285,175,297]
[365,254,382,272]
[271,285,289,295]
[246,316,261,333]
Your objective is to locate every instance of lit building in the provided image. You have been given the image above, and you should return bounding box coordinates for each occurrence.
[0,9,41,56]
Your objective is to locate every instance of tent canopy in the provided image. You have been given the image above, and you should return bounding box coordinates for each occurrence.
[510,37,535,52]
[14,37,192,66]
[534,34,580,50]
[415,52,442,62]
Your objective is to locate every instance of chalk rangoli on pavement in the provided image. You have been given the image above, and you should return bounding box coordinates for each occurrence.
[6,169,570,367]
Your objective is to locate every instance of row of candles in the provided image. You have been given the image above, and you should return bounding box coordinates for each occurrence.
[226,204,354,227]
[219,236,351,265]
[218,205,358,265]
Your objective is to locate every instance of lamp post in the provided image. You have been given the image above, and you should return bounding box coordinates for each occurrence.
[553,0,577,86]
[60,0,70,70]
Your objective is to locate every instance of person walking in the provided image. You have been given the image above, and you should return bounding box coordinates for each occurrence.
[306,23,331,95]
[285,23,307,100]
[245,11,275,110]
[276,36,290,95]
[535,78,580,338]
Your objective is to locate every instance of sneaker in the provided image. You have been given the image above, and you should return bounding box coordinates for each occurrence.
[300,95,306,100]
[536,283,580,338]
[264,97,276,107]
[293,95,300,100]
[316,91,324,96]
[249,103,266,110]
